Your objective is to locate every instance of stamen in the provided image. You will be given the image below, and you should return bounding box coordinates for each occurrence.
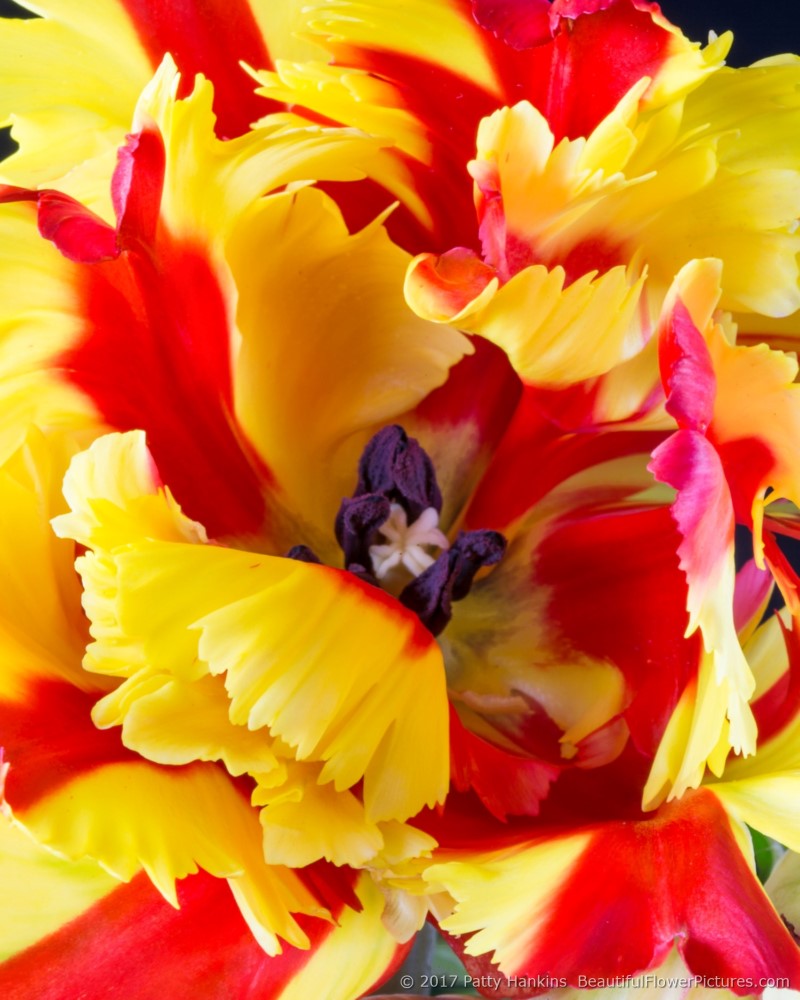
[330,424,507,635]
[400,529,506,636]
[369,503,450,580]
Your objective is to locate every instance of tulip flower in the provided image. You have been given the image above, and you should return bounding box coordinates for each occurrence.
[1,2,800,998]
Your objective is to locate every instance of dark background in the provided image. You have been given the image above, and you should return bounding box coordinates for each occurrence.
[0,0,798,158]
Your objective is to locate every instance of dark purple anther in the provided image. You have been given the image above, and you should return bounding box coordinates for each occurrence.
[335,425,443,571]
[335,493,392,570]
[400,530,507,636]
[352,425,442,521]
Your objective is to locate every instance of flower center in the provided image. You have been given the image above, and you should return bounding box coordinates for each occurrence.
[290,425,506,636]
[369,503,450,580]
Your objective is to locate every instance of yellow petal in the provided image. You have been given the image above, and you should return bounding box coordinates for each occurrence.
[138,56,389,248]
[228,184,470,540]
[257,762,384,867]
[53,429,205,551]
[193,556,449,823]
[0,428,97,699]
[0,203,99,460]
[56,432,450,825]
[275,872,409,1000]
[413,261,647,386]
[93,670,279,777]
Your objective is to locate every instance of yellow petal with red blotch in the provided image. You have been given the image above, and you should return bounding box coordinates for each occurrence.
[706,629,800,854]
[80,537,449,824]
[134,56,389,247]
[0,0,326,206]
[301,0,498,95]
[298,0,725,129]
[471,95,642,254]
[441,60,800,356]
[407,254,646,386]
[0,203,99,459]
[92,670,279,777]
[442,450,665,767]
[425,790,800,985]
[425,833,593,972]
[228,184,470,542]
[275,872,411,1000]
[252,60,432,226]
[0,814,118,962]
[14,759,323,953]
[643,655,736,809]
[55,432,449,824]
[645,437,755,803]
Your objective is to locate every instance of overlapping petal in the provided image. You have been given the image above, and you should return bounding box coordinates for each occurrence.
[0,435,336,959]
[0,863,408,1000]
[647,258,800,804]
[53,430,450,835]
[421,790,800,992]
[0,0,325,207]
[255,0,728,250]
[0,58,469,545]
[404,49,800,389]
[2,0,800,995]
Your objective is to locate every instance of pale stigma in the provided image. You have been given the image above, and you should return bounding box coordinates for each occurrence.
[369,503,450,579]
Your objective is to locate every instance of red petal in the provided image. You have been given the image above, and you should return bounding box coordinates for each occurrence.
[118,0,274,139]
[112,124,166,249]
[449,707,560,821]
[0,185,118,264]
[62,239,271,538]
[465,385,665,530]
[733,558,773,634]
[472,0,553,50]
[536,505,700,755]
[658,299,716,432]
[752,614,800,746]
[649,429,734,595]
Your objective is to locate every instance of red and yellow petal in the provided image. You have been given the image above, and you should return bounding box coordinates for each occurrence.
[0,674,331,954]
[0,812,118,964]
[0,0,324,205]
[0,865,407,1000]
[705,616,800,856]
[426,789,800,991]
[646,263,758,803]
[259,0,725,251]
[2,60,408,541]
